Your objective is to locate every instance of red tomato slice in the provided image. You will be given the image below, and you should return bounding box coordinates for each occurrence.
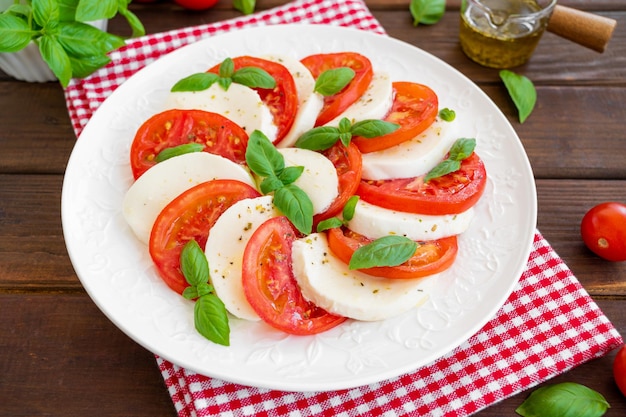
[130,109,249,179]
[150,180,261,295]
[357,152,487,215]
[352,82,439,154]
[300,52,374,126]
[208,56,298,144]
[327,227,458,279]
[313,142,362,227]
[242,216,347,335]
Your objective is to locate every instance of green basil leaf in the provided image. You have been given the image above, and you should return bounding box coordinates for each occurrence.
[68,53,111,78]
[259,175,283,194]
[410,0,446,26]
[338,132,351,147]
[424,159,461,182]
[500,69,536,123]
[295,126,340,151]
[75,0,118,21]
[182,286,199,300]
[273,184,313,235]
[194,294,230,346]
[278,166,304,185]
[0,14,34,53]
[233,0,256,15]
[439,108,456,122]
[180,240,210,287]
[32,0,60,29]
[219,57,234,78]
[245,130,285,178]
[342,195,359,221]
[351,119,400,138]
[116,4,146,38]
[38,35,72,87]
[338,117,352,134]
[232,66,276,89]
[349,235,418,270]
[171,72,220,92]
[516,382,610,417]
[217,76,232,91]
[4,4,33,18]
[57,0,79,22]
[314,67,355,96]
[155,143,204,163]
[448,137,476,161]
[195,282,213,298]
[316,217,344,233]
[57,22,124,57]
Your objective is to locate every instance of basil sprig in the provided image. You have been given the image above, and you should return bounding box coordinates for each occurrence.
[295,117,399,151]
[516,382,610,417]
[316,195,360,232]
[314,67,355,96]
[409,0,446,26]
[500,70,537,123]
[349,235,418,270]
[171,57,276,92]
[180,240,230,346]
[245,130,314,235]
[424,138,476,182]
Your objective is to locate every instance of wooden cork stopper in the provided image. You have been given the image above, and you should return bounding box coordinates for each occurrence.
[547,5,617,53]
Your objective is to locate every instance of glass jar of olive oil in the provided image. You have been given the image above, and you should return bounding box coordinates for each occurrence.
[460,0,556,68]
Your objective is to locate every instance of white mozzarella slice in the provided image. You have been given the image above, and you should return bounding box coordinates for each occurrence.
[361,119,459,180]
[263,54,324,148]
[346,199,475,241]
[325,72,394,127]
[291,233,435,321]
[164,82,278,142]
[205,196,279,321]
[278,148,339,215]
[123,152,255,245]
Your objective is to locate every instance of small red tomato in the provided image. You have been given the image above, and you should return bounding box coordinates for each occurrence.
[580,202,626,262]
[614,345,626,396]
[173,0,219,10]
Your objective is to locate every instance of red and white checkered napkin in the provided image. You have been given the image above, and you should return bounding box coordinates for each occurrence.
[64,1,623,416]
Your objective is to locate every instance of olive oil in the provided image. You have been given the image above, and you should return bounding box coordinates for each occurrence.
[459,0,554,68]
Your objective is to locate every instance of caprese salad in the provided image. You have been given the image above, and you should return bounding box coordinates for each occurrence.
[122,51,487,346]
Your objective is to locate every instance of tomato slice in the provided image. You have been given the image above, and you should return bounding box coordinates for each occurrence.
[300,52,374,126]
[313,142,363,227]
[327,227,458,279]
[130,109,249,179]
[242,216,346,335]
[208,56,298,144]
[150,179,261,295]
[352,82,439,154]
[357,152,487,215]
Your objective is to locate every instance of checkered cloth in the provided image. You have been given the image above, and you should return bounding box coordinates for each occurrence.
[64,1,623,416]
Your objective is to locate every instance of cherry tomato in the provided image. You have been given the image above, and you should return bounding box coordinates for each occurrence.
[241,216,347,335]
[173,0,219,10]
[300,52,374,126]
[129,109,249,179]
[615,345,626,396]
[352,82,439,154]
[208,56,298,144]
[581,202,626,262]
[313,142,362,227]
[149,180,261,295]
[357,152,487,215]
[327,227,458,279]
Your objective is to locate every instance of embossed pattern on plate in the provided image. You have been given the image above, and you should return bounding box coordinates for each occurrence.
[61,24,537,392]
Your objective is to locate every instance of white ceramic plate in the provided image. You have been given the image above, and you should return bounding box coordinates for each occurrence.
[61,24,537,392]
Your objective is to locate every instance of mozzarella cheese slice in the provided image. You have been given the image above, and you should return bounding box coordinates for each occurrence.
[291,233,435,321]
[164,82,278,142]
[123,152,255,245]
[263,54,324,148]
[346,199,475,241]
[361,119,459,180]
[278,148,339,215]
[205,196,279,321]
[325,72,394,127]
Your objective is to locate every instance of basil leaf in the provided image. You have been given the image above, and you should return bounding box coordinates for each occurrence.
[0,14,34,52]
[233,0,256,15]
[195,282,213,298]
[57,0,80,22]
[410,0,446,26]
[351,120,399,138]
[245,130,285,178]
[342,195,359,221]
[516,382,610,417]
[232,67,276,89]
[295,126,340,151]
[155,143,204,163]
[217,76,232,91]
[316,217,344,233]
[259,175,283,194]
[116,0,146,38]
[274,184,313,235]
[500,69,536,123]
[349,235,418,270]
[219,57,234,78]
[180,240,209,287]
[32,0,60,29]
[4,4,33,19]
[57,22,124,57]
[171,72,220,92]
[449,137,476,161]
[75,0,118,21]
[439,108,456,121]
[182,286,199,300]
[338,117,352,134]
[38,35,72,87]
[314,67,355,96]
[194,294,230,346]
[278,166,304,185]
[424,159,461,182]
[68,53,111,78]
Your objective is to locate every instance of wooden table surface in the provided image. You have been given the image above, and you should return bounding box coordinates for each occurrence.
[1,0,625,415]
